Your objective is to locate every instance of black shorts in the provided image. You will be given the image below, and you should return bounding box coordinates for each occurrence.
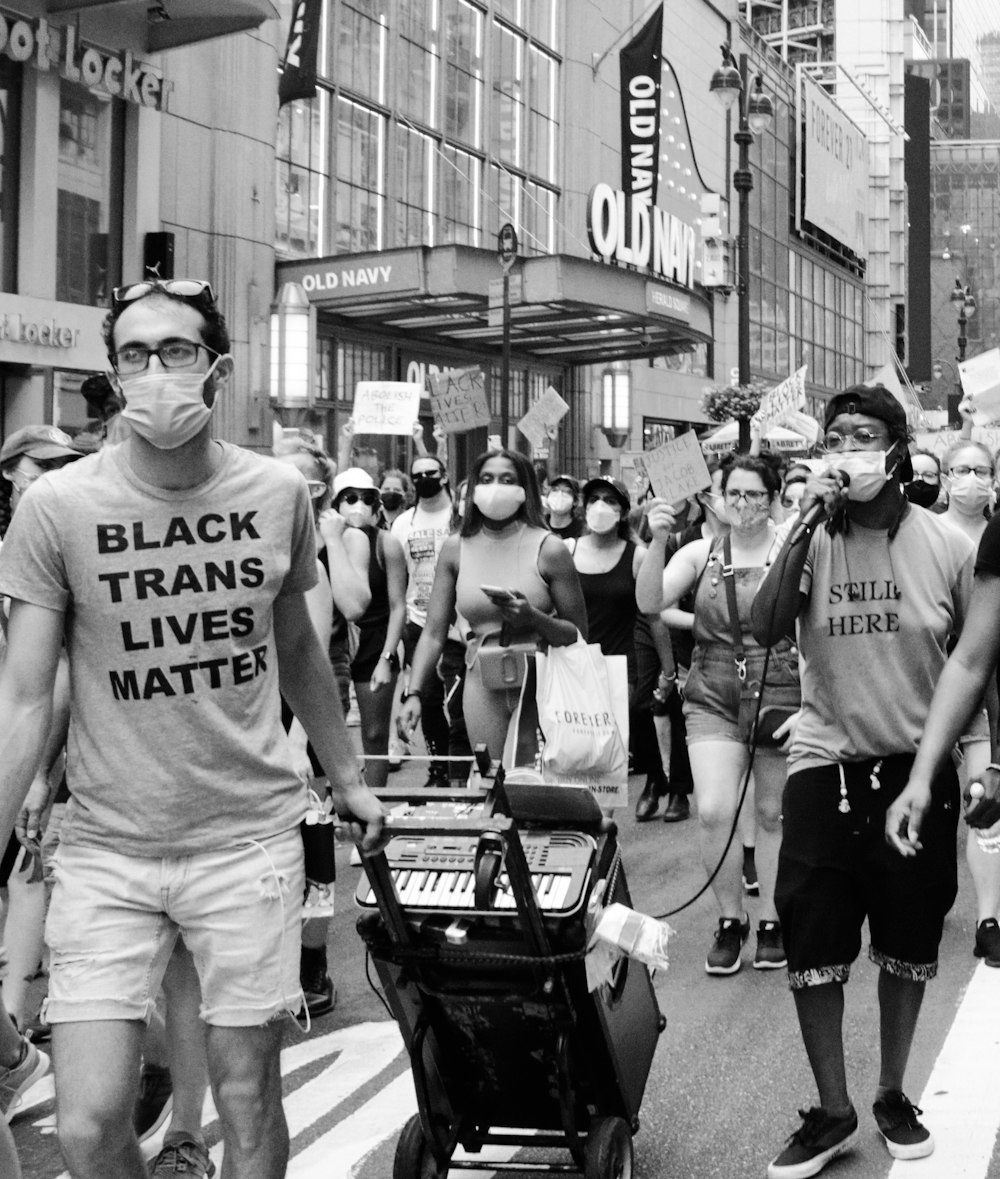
[351,623,389,683]
[775,754,958,989]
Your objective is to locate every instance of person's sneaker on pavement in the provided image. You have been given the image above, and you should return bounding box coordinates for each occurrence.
[133,1061,173,1143]
[0,1037,49,1123]
[742,845,759,895]
[754,920,788,970]
[767,1105,859,1178]
[872,1090,933,1160]
[974,917,1000,967]
[705,913,750,975]
[148,1133,215,1177]
[297,945,337,1023]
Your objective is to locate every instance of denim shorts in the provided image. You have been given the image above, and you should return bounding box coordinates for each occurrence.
[775,756,958,989]
[682,641,799,746]
[44,827,304,1027]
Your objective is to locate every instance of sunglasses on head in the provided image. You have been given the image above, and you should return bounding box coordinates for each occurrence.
[112,279,215,311]
[339,490,379,507]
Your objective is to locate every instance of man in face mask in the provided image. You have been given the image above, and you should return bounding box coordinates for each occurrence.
[751,383,976,1178]
[391,454,469,787]
[544,474,582,540]
[0,279,386,1178]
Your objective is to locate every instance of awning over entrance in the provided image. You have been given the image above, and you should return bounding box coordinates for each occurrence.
[42,0,278,51]
[276,245,714,367]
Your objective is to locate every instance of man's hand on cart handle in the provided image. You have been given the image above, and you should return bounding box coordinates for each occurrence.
[335,781,389,855]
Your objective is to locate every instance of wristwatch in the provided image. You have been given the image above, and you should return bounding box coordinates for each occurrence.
[381,650,400,671]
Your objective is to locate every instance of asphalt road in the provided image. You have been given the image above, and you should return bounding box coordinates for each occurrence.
[11,759,1000,1179]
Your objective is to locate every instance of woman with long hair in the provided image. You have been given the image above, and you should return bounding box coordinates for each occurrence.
[637,452,797,975]
[398,449,586,761]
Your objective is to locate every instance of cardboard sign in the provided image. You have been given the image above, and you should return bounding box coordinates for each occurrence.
[643,431,712,502]
[517,385,570,448]
[352,381,423,435]
[959,348,1000,426]
[428,367,491,433]
[751,366,807,437]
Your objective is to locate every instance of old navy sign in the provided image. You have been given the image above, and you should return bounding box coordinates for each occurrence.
[587,182,696,290]
[283,252,422,301]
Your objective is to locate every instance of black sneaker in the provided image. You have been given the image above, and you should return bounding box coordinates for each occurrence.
[754,920,788,970]
[133,1062,173,1143]
[742,846,759,895]
[767,1106,859,1178]
[974,918,1000,967]
[872,1091,933,1160]
[148,1134,215,1177]
[705,914,750,975]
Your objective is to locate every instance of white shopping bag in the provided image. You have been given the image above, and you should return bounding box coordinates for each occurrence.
[535,638,630,808]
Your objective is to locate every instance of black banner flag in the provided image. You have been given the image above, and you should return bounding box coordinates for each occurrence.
[278,0,322,107]
[619,4,663,206]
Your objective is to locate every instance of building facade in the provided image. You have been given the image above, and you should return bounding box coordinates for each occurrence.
[0,2,279,452]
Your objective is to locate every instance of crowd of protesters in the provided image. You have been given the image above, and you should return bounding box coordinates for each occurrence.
[1,281,1000,1179]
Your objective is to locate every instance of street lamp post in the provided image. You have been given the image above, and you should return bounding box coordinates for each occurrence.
[948,278,977,425]
[710,46,773,452]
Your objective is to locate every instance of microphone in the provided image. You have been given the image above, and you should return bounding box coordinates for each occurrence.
[787,472,850,546]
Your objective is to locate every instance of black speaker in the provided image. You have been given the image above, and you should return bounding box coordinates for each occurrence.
[143,232,175,280]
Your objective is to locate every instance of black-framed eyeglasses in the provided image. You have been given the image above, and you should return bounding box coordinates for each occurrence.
[112,279,215,311]
[949,464,994,479]
[339,490,379,507]
[112,340,219,375]
[724,489,769,504]
[822,428,888,451]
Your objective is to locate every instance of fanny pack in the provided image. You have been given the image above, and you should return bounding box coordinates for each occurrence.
[468,629,537,691]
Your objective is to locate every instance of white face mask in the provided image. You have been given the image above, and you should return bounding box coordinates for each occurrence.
[474,483,525,521]
[822,445,897,503]
[341,505,373,529]
[547,490,574,515]
[948,472,994,514]
[118,358,227,450]
[586,501,621,534]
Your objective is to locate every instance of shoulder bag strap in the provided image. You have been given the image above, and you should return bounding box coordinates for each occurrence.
[721,534,747,683]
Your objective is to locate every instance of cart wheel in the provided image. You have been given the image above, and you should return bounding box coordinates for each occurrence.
[393,1114,447,1179]
[584,1116,634,1179]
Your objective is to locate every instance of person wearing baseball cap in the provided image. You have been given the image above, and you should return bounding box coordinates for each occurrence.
[0,427,82,520]
[752,383,976,1175]
[545,473,582,540]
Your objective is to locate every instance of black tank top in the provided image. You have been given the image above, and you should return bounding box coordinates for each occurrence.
[358,525,390,630]
[577,541,637,658]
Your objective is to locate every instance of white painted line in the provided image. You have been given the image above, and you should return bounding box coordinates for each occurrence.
[890,962,1000,1176]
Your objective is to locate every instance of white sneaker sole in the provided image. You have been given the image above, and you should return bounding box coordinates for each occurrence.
[878,1129,934,1160]
[753,956,788,971]
[767,1125,859,1178]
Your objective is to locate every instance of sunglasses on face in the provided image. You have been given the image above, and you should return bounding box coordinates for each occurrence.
[339,490,379,507]
[822,427,888,451]
[111,279,215,312]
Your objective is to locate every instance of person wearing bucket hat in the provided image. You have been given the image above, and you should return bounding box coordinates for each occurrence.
[751,384,977,1176]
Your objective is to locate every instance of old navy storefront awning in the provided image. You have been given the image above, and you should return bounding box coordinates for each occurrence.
[276,245,713,366]
[41,0,278,51]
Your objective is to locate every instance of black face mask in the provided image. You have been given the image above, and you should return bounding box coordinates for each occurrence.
[904,480,939,509]
[413,474,443,498]
[380,490,404,512]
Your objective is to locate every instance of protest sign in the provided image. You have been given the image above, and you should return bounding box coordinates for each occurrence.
[428,367,491,433]
[644,431,712,503]
[352,381,423,435]
[517,385,570,448]
[751,366,807,437]
[959,348,1000,426]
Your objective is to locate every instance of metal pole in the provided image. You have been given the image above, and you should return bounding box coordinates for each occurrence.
[734,54,754,453]
[501,271,511,446]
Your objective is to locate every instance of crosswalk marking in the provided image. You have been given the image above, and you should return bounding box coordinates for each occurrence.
[890,963,1000,1177]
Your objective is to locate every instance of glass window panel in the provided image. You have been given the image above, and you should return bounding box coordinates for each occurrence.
[489,163,521,232]
[441,144,480,245]
[57,79,124,305]
[0,57,21,293]
[398,0,437,126]
[494,0,521,24]
[334,99,384,251]
[528,0,556,47]
[528,46,557,182]
[776,322,789,374]
[333,1,385,101]
[523,181,554,254]
[395,122,434,246]
[276,99,327,257]
[443,0,483,147]
[492,22,523,166]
